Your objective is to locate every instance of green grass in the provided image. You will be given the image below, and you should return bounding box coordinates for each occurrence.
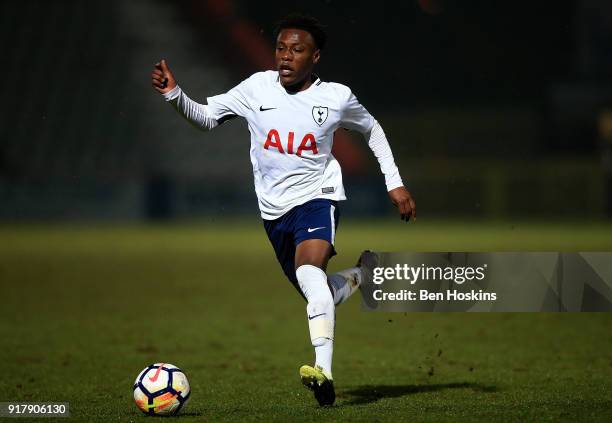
[0,219,611,422]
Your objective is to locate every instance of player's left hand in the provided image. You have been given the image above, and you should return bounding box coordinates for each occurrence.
[388,186,416,222]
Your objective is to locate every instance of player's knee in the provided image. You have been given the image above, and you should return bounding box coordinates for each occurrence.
[296,264,330,300]
[295,241,332,270]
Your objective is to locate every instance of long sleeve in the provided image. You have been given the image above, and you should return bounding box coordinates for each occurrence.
[366,120,404,191]
[162,85,219,131]
[336,84,404,191]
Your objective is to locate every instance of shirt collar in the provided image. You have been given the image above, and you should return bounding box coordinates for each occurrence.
[275,72,322,92]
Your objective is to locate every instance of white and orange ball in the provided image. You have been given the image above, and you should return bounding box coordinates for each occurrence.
[133,363,190,416]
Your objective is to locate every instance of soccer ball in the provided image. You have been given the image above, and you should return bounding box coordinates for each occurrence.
[133,363,190,416]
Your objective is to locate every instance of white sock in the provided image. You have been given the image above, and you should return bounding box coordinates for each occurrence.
[328,267,362,306]
[314,339,333,378]
[296,264,335,378]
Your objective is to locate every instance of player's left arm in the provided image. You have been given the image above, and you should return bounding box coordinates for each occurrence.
[338,86,416,222]
[365,121,416,222]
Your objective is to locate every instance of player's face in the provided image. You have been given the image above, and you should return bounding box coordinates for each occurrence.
[275,29,320,91]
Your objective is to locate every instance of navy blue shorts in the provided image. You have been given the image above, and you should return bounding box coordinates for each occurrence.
[263,199,340,286]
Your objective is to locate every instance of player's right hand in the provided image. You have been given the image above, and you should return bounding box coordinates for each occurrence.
[151,59,177,94]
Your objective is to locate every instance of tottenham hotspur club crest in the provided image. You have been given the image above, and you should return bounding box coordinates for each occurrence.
[312,106,328,126]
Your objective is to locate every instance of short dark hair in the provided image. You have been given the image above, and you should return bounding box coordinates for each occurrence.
[274,14,327,50]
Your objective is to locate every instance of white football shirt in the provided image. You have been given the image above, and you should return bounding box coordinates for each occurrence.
[204,70,375,220]
[164,70,404,219]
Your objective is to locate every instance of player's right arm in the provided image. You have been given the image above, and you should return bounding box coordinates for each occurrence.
[151,59,219,131]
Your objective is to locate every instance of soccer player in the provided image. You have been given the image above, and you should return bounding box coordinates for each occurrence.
[151,14,416,406]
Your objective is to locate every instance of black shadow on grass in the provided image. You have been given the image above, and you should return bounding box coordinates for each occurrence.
[147,412,203,418]
[341,382,498,405]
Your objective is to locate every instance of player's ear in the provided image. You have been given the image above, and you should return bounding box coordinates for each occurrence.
[312,49,321,64]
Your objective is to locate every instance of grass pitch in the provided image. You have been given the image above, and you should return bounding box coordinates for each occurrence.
[0,219,611,422]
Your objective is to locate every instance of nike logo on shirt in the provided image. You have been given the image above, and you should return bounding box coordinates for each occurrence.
[308,313,325,320]
[307,227,325,233]
[259,106,276,111]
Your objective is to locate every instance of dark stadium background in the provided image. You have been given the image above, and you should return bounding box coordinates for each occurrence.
[2,0,611,221]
